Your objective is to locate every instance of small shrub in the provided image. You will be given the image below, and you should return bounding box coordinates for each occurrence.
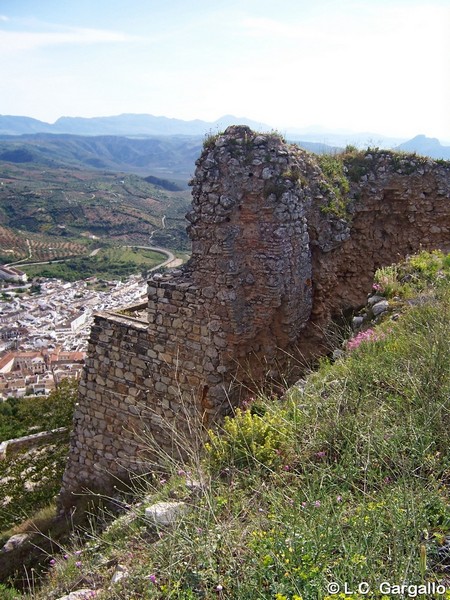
[0,584,21,599]
[205,406,291,471]
[373,264,401,297]
[374,250,450,299]
[344,144,358,154]
[203,130,221,150]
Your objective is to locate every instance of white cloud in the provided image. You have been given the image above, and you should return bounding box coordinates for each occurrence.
[0,15,9,22]
[0,26,141,53]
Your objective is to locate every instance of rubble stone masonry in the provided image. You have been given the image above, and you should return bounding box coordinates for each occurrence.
[60,126,450,505]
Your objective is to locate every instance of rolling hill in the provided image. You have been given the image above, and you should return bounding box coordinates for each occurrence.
[0,134,202,182]
[0,163,191,264]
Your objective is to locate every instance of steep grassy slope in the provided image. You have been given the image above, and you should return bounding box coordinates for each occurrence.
[2,252,447,599]
[0,381,77,533]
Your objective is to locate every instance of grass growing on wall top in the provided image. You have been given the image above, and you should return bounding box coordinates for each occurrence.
[316,153,351,218]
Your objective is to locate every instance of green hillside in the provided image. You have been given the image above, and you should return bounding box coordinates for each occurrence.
[0,133,202,182]
[0,163,191,264]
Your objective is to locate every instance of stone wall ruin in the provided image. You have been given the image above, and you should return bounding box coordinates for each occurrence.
[60,126,450,505]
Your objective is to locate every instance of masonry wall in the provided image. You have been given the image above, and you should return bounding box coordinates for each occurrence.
[147,274,223,418]
[0,427,67,461]
[305,152,450,335]
[60,313,153,497]
[61,279,215,503]
[60,126,450,505]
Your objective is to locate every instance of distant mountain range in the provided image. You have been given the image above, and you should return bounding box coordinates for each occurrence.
[0,115,449,171]
[394,135,450,160]
[0,113,271,138]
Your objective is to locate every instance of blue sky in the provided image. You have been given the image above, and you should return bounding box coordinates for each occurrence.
[0,0,449,140]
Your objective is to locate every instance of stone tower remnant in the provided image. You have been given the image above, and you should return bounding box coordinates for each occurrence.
[60,126,450,505]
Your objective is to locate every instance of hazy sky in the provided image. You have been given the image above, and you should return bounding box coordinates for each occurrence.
[1,0,449,140]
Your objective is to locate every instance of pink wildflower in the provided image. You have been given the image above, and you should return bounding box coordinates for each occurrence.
[347,328,385,351]
[241,397,255,409]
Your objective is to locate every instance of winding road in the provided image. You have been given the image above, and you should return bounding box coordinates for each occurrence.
[129,246,183,270]
[5,245,181,271]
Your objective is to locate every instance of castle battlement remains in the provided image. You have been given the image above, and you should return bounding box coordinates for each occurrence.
[60,126,450,505]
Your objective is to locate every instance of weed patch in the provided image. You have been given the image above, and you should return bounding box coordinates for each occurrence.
[316,154,351,217]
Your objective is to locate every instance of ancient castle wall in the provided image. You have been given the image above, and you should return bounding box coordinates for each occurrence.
[306,152,450,332]
[61,283,212,501]
[60,313,153,496]
[60,126,450,505]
